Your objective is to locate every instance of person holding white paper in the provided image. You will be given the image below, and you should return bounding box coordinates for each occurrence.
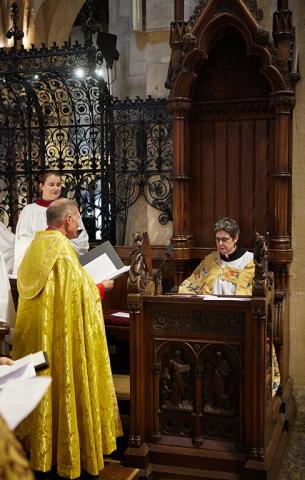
[13,198,122,479]
[13,171,89,275]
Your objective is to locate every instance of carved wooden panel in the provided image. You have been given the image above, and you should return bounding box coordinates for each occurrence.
[189,115,274,248]
[152,339,242,442]
[159,347,195,413]
[200,344,241,441]
[151,307,245,336]
[156,342,196,438]
[187,32,275,249]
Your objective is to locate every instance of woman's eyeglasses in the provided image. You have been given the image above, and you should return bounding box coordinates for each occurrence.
[215,236,232,243]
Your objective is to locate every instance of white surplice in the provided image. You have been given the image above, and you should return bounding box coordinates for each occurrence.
[0,251,15,327]
[212,251,254,295]
[13,202,89,275]
[0,223,15,274]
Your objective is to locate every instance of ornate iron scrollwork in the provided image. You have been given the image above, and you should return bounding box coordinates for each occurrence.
[0,47,173,242]
[110,97,173,243]
[6,2,24,48]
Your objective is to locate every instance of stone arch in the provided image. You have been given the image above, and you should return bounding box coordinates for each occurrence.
[46,0,86,45]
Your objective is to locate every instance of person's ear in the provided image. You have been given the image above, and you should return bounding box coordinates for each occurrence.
[234,233,239,244]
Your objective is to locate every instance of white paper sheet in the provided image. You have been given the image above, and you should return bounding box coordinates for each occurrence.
[84,253,130,283]
[176,294,250,301]
[13,351,47,369]
[0,362,36,389]
[0,352,48,389]
[110,311,130,318]
[0,376,52,430]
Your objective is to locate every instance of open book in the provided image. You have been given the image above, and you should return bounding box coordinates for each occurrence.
[80,241,130,283]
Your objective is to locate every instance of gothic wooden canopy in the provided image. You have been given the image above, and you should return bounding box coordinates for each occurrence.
[167,0,298,256]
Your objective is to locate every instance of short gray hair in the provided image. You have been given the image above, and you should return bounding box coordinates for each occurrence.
[46,198,78,227]
[213,217,240,238]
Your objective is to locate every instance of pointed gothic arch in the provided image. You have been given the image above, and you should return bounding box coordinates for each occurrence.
[46,0,86,46]
[172,12,286,98]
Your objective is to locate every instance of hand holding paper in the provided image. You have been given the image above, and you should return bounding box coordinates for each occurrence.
[0,351,51,430]
[80,241,130,283]
[84,253,130,283]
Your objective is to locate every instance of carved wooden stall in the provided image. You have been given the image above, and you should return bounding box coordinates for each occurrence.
[124,0,298,478]
[125,235,294,479]
[166,0,298,401]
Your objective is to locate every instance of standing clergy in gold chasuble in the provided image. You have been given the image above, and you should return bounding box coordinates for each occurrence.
[12,199,122,479]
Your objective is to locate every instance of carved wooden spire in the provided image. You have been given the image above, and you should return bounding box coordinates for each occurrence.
[164,20,189,89]
[273,0,293,41]
[272,0,299,88]
[174,0,184,21]
[278,0,288,9]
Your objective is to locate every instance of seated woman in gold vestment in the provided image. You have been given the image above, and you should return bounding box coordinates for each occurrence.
[179,217,255,296]
[178,217,280,395]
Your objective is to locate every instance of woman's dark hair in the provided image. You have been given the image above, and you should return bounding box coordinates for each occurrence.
[213,217,240,238]
[39,170,61,185]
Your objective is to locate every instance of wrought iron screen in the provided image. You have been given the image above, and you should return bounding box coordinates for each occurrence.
[109,97,173,245]
[0,45,173,244]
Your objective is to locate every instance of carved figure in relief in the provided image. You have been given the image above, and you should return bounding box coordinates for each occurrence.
[203,350,237,416]
[127,232,155,294]
[130,232,145,274]
[253,232,268,281]
[161,350,193,412]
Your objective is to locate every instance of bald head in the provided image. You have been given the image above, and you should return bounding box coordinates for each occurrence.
[46,199,80,239]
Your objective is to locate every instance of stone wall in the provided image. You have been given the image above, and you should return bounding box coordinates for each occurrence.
[287,0,305,393]
[109,0,172,99]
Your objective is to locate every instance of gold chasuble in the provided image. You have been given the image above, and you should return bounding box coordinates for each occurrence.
[12,230,122,479]
[179,251,255,296]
